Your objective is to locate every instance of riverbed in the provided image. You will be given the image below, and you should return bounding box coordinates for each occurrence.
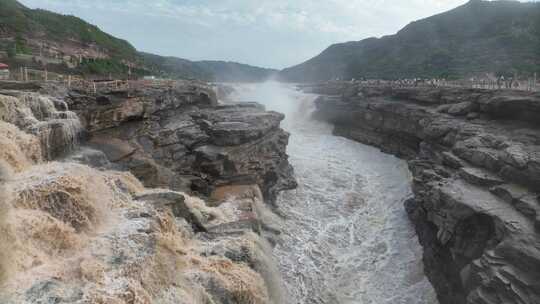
[230,82,438,304]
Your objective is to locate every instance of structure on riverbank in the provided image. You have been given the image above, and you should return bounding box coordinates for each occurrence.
[310,76,539,93]
[0,63,9,80]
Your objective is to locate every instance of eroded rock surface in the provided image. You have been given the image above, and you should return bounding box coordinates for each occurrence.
[313,84,540,304]
[65,84,296,204]
[0,82,293,304]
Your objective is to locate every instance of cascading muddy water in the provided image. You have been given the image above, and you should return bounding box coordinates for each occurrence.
[0,93,83,160]
[0,88,296,304]
[230,82,438,304]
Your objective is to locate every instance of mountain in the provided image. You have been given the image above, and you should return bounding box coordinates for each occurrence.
[280,0,540,82]
[0,0,137,60]
[138,52,213,81]
[139,54,277,82]
[195,61,277,82]
[0,0,273,82]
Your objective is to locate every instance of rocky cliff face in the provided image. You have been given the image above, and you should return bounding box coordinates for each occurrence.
[0,81,295,304]
[313,84,540,304]
[65,82,296,205]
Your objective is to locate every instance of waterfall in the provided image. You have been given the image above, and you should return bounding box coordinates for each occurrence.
[0,89,285,304]
[18,94,60,121]
[0,160,13,284]
[0,93,84,160]
[29,118,83,160]
[0,121,42,172]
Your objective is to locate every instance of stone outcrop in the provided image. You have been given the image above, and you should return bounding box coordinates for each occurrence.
[313,84,540,304]
[0,81,294,304]
[65,83,296,205]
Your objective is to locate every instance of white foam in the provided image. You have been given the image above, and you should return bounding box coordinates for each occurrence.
[232,82,438,304]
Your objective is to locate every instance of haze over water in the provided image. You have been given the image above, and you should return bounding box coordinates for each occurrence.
[231,82,438,304]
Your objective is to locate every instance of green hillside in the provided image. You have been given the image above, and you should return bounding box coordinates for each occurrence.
[139,52,213,81]
[0,0,137,59]
[280,0,540,82]
[139,54,276,82]
[195,61,277,82]
[0,0,274,81]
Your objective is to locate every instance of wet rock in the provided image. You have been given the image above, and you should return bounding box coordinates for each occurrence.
[24,280,83,304]
[66,147,111,169]
[312,83,540,304]
[447,102,476,116]
[459,167,504,187]
[441,151,465,169]
[195,104,284,146]
[490,184,540,221]
[477,92,540,123]
[135,190,207,232]
[88,136,136,162]
[0,85,285,304]
[66,83,296,204]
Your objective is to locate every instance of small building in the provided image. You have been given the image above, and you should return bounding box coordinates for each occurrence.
[0,63,9,80]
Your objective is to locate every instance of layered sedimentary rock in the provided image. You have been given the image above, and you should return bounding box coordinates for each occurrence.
[0,81,293,304]
[65,83,296,205]
[313,84,540,304]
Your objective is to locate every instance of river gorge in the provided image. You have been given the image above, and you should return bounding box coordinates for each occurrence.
[0,79,539,304]
[230,83,437,304]
[1,0,540,303]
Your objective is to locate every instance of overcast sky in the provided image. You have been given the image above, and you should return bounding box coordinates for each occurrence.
[16,0,528,69]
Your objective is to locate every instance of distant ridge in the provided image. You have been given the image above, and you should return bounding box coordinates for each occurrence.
[195,61,277,82]
[279,0,540,82]
[0,0,274,81]
[139,53,277,82]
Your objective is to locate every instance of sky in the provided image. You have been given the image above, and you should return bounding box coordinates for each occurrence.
[16,0,527,69]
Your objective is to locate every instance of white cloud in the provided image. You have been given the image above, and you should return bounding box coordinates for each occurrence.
[17,0,535,68]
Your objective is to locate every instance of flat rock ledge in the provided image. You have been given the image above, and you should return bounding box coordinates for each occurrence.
[312,83,540,304]
[65,84,297,205]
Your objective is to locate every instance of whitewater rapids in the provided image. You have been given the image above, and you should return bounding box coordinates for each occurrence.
[230,82,438,304]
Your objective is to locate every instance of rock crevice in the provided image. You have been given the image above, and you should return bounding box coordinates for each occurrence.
[313,84,540,304]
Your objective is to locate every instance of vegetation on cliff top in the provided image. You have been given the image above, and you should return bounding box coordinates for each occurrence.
[0,0,137,60]
[195,61,277,82]
[0,0,274,81]
[4,0,537,82]
[140,53,277,82]
[280,0,540,82]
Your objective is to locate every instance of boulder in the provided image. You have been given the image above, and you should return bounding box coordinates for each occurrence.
[135,190,207,232]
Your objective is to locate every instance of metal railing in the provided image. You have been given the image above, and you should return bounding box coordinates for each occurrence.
[338,78,539,92]
[2,67,204,94]
[67,79,183,93]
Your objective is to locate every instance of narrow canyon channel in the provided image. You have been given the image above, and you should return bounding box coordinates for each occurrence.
[230,83,438,304]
